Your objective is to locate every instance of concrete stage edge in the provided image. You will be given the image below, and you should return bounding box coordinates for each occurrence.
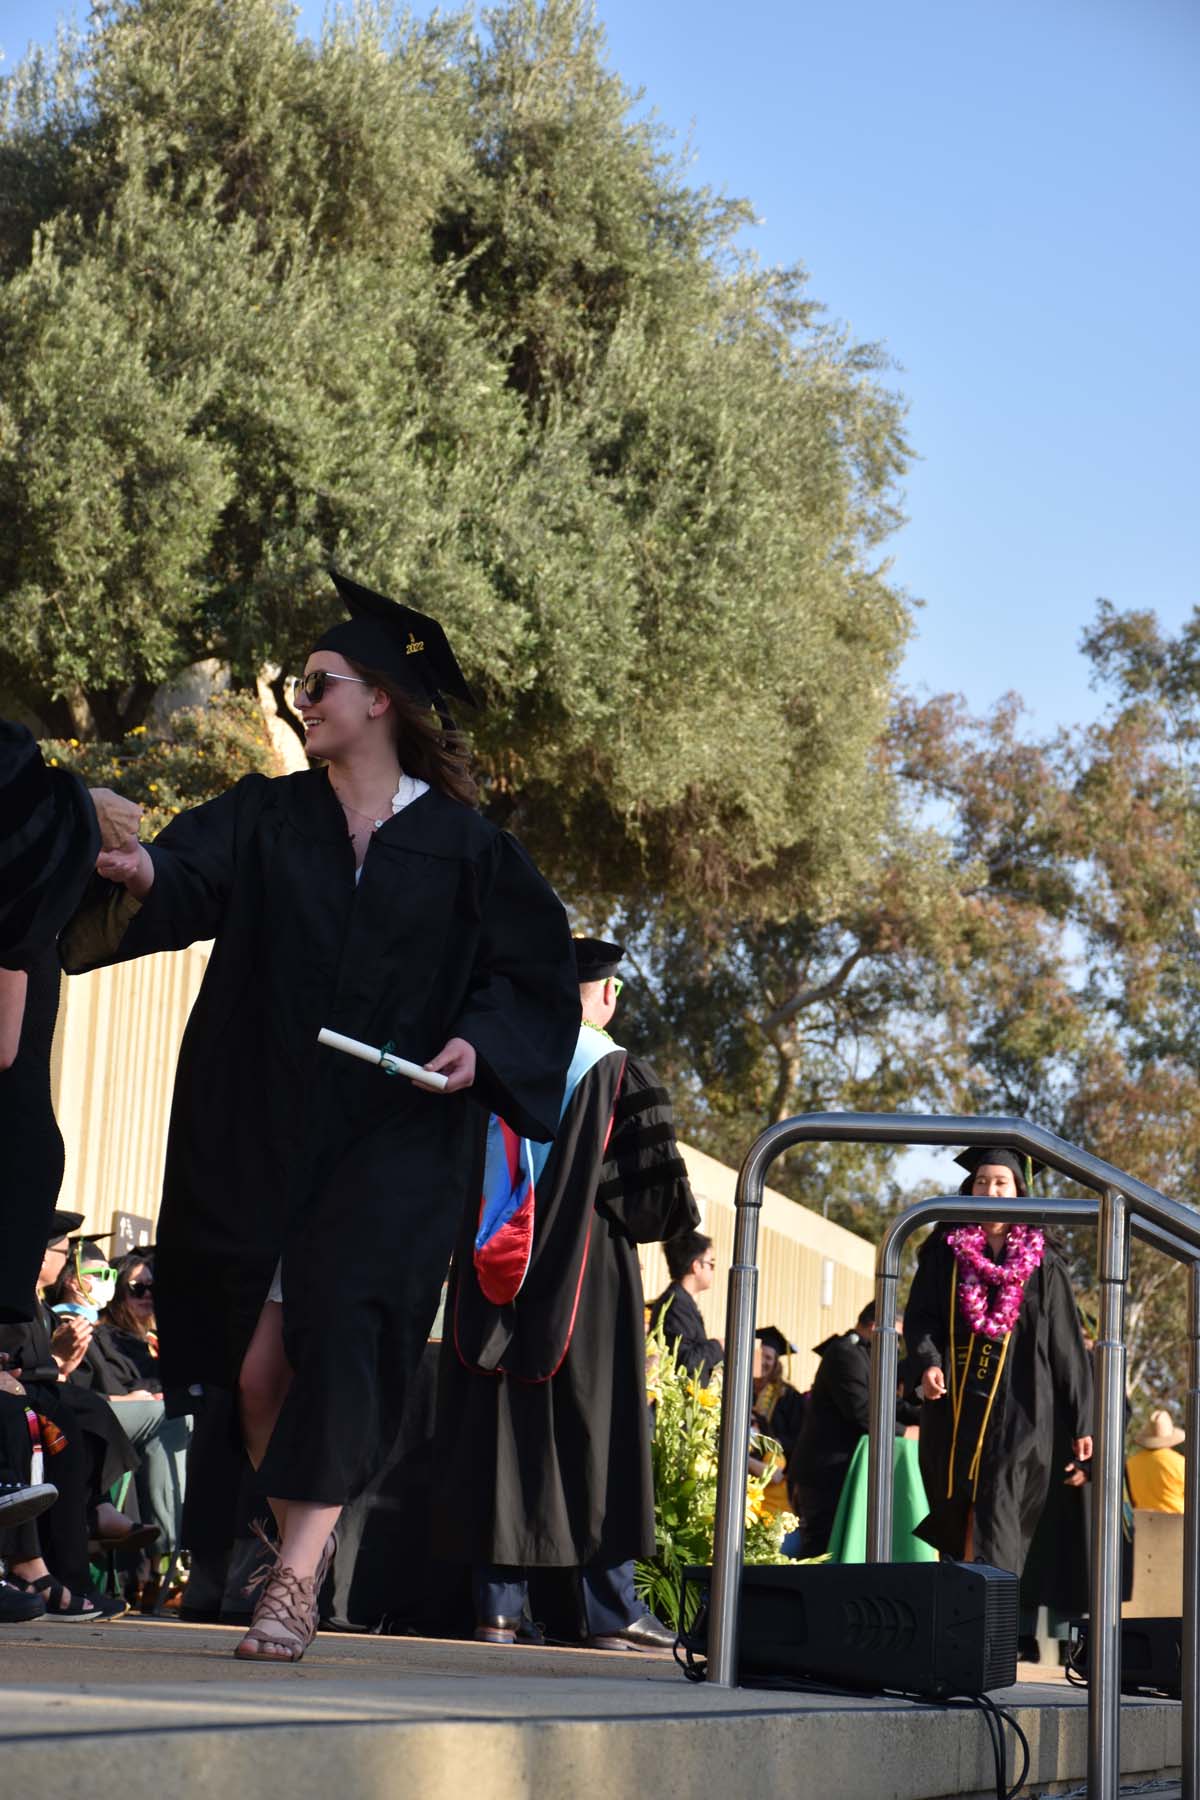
[0,1618,1181,1800]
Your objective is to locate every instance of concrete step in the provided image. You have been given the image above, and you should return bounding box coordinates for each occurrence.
[0,1618,1181,1800]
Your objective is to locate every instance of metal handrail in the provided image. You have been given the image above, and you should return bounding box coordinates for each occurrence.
[706,1110,1200,1800]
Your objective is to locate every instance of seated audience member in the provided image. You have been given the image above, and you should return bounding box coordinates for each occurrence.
[100,1253,161,1383]
[49,1245,188,1572]
[0,1214,154,1615]
[1126,1410,1186,1514]
[0,1338,103,1618]
[648,1232,723,1380]
[0,1387,60,1622]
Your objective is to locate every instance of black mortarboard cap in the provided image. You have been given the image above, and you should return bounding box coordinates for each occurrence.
[314,571,478,716]
[573,937,625,982]
[756,1325,797,1357]
[47,1210,85,1244]
[953,1147,1045,1182]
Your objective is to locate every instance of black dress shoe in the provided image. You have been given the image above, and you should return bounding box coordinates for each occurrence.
[474,1616,521,1644]
[585,1612,677,1652]
[0,1580,47,1624]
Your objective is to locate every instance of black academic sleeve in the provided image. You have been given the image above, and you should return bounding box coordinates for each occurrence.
[61,775,272,972]
[1045,1256,1093,1440]
[903,1232,951,1375]
[594,1055,700,1244]
[451,831,578,1143]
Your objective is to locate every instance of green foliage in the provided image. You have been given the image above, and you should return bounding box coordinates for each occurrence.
[636,1320,797,1630]
[0,0,911,922]
[42,692,282,835]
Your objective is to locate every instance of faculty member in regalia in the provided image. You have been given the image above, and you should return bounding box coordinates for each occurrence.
[61,572,580,1662]
[903,1147,1093,1574]
[434,937,699,1649]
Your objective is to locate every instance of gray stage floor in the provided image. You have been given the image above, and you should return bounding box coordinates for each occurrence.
[0,1616,1182,1799]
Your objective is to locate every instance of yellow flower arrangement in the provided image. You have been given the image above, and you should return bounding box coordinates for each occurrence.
[636,1317,798,1631]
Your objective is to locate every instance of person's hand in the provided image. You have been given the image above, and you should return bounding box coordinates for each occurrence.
[1073,1435,1093,1464]
[96,842,155,898]
[424,1037,476,1093]
[88,788,143,850]
[0,1371,25,1397]
[921,1366,946,1401]
[50,1316,92,1375]
[111,1389,157,1402]
[769,1465,786,1485]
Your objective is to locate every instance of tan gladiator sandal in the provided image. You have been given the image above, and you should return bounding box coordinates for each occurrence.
[235,1526,317,1663]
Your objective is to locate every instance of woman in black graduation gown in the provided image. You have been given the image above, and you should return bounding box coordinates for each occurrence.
[903,1147,1093,1575]
[62,573,579,1661]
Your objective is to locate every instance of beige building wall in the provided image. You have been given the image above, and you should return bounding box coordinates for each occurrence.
[642,1142,877,1391]
[53,955,877,1377]
[52,943,212,1234]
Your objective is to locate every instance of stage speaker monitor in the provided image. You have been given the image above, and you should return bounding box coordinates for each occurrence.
[1071,1616,1181,1699]
[681,1560,1018,1698]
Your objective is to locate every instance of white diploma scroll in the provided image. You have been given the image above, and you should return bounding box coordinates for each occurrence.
[317,1026,450,1091]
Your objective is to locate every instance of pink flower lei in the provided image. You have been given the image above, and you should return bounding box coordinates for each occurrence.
[946,1224,1045,1340]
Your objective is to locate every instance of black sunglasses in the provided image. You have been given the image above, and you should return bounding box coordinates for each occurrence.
[290,671,370,705]
[127,1280,154,1298]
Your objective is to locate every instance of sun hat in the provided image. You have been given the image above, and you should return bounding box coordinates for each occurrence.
[1134,1409,1185,1449]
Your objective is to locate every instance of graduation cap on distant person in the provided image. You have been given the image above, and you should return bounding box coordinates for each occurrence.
[953,1147,1045,1188]
[756,1325,797,1359]
[314,570,478,728]
[572,937,625,982]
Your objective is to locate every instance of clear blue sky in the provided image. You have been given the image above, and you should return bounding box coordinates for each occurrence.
[3,0,1197,732]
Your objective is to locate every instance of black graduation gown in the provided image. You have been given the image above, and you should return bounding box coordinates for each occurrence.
[0,950,66,1323]
[60,769,579,1505]
[434,1047,699,1568]
[904,1229,1093,1575]
[647,1282,723,1382]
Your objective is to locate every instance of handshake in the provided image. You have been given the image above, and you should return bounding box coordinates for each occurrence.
[88,788,154,893]
[89,787,142,853]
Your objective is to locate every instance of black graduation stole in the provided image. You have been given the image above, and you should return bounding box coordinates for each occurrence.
[945,1263,1012,1506]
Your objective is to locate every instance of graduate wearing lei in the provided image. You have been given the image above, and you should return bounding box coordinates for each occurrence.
[903,1147,1094,1573]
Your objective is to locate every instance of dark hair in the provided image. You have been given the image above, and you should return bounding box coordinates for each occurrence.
[103,1251,155,1340]
[345,660,478,808]
[43,1267,73,1307]
[857,1299,876,1328]
[666,1230,712,1283]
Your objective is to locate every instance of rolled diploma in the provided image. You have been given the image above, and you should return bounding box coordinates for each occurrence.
[317,1026,450,1091]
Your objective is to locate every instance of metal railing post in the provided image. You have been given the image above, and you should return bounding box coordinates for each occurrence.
[1089,1185,1129,1800]
[706,1136,768,1687]
[866,1262,900,1561]
[1184,1264,1200,1800]
[705,1101,1200,1761]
